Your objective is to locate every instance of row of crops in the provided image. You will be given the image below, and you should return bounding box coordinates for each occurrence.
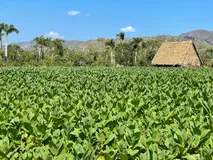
[0,67,213,159]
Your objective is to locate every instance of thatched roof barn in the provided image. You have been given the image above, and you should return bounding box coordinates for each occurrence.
[152,41,202,67]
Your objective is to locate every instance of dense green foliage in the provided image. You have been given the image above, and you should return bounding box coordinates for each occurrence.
[1,27,213,67]
[0,37,160,67]
[0,67,213,159]
[1,22,213,67]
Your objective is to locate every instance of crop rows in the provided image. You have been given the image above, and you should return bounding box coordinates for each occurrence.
[0,67,213,159]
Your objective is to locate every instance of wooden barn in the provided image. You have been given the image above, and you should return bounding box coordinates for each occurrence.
[151,41,202,67]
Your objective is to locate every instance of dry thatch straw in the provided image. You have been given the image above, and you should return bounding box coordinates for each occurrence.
[152,41,202,67]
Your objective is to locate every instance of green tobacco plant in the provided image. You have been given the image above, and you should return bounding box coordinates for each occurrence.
[0,67,213,159]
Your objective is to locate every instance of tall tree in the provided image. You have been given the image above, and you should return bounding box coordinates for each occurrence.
[3,24,19,60]
[131,37,143,65]
[34,36,51,60]
[115,43,134,66]
[105,39,115,66]
[51,39,65,57]
[0,23,5,50]
[116,32,125,41]
[116,32,125,59]
[8,44,23,61]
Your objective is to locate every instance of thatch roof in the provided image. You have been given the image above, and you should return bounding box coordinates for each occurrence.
[152,41,202,67]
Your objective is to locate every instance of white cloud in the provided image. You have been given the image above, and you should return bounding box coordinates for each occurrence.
[46,32,64,39]
[120,26,136,33]
[68,11,80,16]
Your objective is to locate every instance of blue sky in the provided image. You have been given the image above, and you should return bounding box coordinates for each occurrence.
[0,0,213,43]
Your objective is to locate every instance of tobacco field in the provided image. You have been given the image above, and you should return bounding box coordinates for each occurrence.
[0,67,213,160]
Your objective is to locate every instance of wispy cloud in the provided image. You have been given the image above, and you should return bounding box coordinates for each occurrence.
[46,32,64,39]
[121,26,136,33]
[68,10,80,16]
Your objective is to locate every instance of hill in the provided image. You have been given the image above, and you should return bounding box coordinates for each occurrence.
[180,29,213,44]
[11,40,84,51]
[8,30,213,53]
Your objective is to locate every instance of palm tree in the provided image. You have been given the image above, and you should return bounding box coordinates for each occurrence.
[131,37,143,65]
[8,44,23,61]
[3,24,19,60]
[44,37,52,58]
[116,32,125,42]
[34,36,51,60]
[116,32,125,59]
[105,39,115,66]
[51,39,65,57]
[0,23,5,50]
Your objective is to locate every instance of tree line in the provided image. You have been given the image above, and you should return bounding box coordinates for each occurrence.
[1,23,213,67]
[0,24,160,67]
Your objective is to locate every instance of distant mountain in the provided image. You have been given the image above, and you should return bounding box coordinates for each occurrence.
[11,40,85,51]
[12,41,35,51]
[9,30,213,52]
[180,29,213,45]
[64,40,85,49]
